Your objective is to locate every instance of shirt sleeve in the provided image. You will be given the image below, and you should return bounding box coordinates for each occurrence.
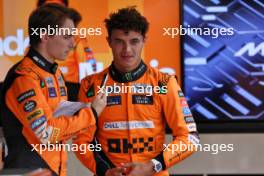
[154,76,200,170]
[6,75,96,144]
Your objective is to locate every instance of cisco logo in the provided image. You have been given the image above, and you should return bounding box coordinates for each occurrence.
[0,29,29,56]
[235,42,264,57]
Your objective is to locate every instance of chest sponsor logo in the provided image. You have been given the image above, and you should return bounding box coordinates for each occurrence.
[104,121,154,130]
[107,96,121,106]
[17,89,36,103]
[45,77,54,87]
[108,137,154,153]
[48,87,57,97]
[31,116,46,130]
[57,75,65,87]
[24,100,37,112]
[60,87,67,96]
[132,95,153,105]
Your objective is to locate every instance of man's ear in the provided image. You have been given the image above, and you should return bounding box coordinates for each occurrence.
[40,34,49,44]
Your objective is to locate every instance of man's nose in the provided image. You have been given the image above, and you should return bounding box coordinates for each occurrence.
[123,43,132,52]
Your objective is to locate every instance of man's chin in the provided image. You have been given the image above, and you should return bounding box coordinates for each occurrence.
[55,56,67,61]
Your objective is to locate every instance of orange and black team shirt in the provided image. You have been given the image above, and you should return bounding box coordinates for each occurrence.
[0,48,96,176]
[74,61,200,176]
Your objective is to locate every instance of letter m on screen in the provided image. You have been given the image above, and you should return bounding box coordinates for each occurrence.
[235,42,264,57]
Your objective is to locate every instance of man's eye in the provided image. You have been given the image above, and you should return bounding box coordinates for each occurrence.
[115,39,123,44]
[131,39,140,44]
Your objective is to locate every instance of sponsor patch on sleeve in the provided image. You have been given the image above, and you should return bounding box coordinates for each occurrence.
[180,98,188,107]
[30,116,46,130]
[24,100,37,112]
[50,128,60,143]
[184,116,195,123]
[188,134,200,145]
[17,89,36,103]
[40,126,53,144]
[182,107,192,116]
[178,90,184,97]
[26,109,44,121]
[187,123,197,132]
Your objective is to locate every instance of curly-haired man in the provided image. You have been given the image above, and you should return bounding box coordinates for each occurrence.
[74,7,199,176]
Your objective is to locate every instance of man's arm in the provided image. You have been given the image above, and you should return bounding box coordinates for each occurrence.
[122,75,199,176]
[6,75,101,144]
[154,75,199,170]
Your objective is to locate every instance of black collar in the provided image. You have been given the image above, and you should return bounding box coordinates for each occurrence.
[26,47,58,74]
[109,60,147,83]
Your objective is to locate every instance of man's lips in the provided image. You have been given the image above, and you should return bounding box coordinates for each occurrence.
[121,55,133,59]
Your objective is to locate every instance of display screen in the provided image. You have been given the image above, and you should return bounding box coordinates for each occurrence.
[182,0,264,123]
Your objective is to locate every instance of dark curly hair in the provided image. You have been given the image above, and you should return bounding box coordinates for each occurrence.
[104,6,149,38]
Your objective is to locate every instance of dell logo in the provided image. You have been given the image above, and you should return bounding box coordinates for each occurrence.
[235,42,264,57]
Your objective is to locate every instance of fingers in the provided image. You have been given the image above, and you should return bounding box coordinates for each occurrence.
[106,167,126,176]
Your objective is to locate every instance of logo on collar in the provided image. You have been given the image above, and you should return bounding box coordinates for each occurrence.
[86,84,95,97]
[32,56,46,67]
[51,64,58,74]
[124,73,133,81]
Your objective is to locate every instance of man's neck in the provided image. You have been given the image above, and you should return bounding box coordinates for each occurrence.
[34,46,54,64]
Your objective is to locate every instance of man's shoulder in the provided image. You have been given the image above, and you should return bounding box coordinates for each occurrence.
[147,65,172,82]
[15,57,41,81]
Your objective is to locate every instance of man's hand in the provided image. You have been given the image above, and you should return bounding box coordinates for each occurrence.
[105,167,126,176]
[91,92,107,116]
[121,161,155,176]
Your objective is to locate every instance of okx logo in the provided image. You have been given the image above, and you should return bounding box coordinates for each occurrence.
[0,29,29,56]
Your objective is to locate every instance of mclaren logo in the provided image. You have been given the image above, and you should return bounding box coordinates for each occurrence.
[235,42,264,57]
